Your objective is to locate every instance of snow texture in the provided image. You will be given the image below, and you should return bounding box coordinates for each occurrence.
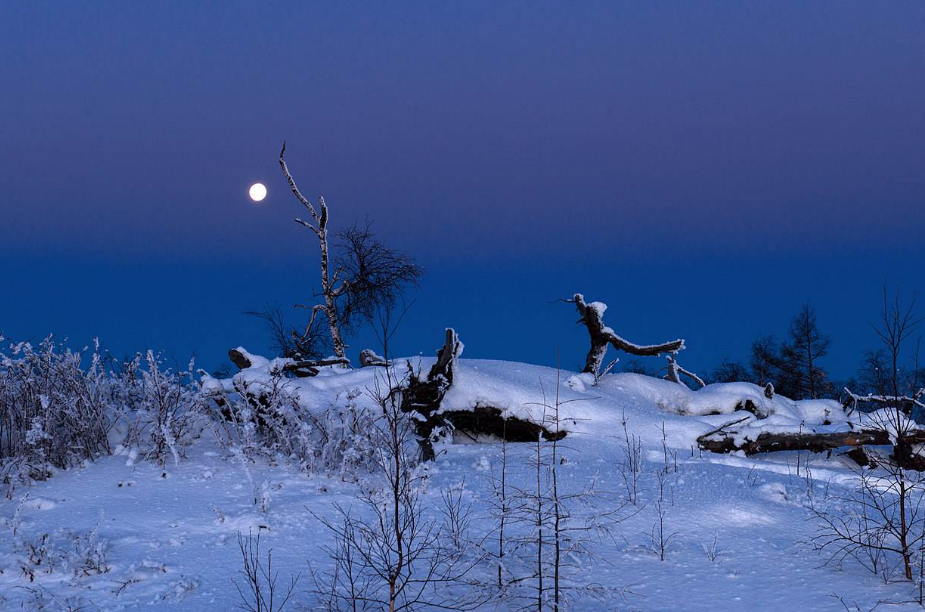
[1,354,917,611]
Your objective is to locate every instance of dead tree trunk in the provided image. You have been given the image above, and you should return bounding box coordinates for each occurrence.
[698,427,893,455]
[567,293,685,379]
[401,328,464,461]
[279,142,349,362]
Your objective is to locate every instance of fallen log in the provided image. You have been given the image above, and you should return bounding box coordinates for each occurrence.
[845,446,878,469]
[698,426,925,470]
[228,347,350,377]
[698,428,894,455]
[280,358,351,377]
[443,406,566,443]
[843,387,925,416]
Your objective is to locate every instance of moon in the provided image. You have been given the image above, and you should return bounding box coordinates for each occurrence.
[249,182,267,202]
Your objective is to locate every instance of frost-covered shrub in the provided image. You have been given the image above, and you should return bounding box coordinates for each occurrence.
[0,337,113,478]
[9,518,109,582]
[209,374,378,480]
[0,336,208,491]
[310,389,379,479]
[116,351,206,466]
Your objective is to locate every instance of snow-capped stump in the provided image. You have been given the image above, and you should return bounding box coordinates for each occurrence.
[359,349,387,367]
[228,347,262,370]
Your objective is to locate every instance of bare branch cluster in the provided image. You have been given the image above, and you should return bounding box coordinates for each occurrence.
[279,143,422,364]
[311,366,488,612]
[234,531,300,612]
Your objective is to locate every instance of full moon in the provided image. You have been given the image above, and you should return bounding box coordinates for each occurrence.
[249,182,267,202]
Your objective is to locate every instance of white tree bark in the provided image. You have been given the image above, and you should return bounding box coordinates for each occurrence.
[279,142,349,362]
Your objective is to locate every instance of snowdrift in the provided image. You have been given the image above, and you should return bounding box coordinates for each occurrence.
[204,350,852,450]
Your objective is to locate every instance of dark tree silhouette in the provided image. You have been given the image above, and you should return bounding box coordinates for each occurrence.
[710,358,751,384]
[783,304,831,399]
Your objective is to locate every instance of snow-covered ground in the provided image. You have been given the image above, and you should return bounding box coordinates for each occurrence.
[1,359,920,610]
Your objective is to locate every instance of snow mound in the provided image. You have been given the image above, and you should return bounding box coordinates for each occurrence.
[204,351,850,449]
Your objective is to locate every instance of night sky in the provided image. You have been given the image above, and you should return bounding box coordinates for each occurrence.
[2,2,924,378]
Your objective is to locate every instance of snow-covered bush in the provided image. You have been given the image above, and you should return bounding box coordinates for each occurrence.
[116,351,207,466]
[206,372,378,480]
[8,518,109,582]
[0,336,211,493]
[0,337,113,480]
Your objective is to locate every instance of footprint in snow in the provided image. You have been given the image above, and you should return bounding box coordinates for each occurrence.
[22,497,56,510]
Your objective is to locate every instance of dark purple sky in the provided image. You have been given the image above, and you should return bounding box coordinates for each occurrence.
[2,2,924,377]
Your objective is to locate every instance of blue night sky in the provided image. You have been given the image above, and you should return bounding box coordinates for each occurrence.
[2,2,924,378]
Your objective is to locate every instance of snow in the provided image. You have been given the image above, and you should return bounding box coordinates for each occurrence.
[1,356,921,610]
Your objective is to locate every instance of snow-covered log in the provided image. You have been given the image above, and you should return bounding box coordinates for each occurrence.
[228,347,349,377]
[401,329,562,460]
[697,422,925,470]
[442,406,566,444]
[567,293,685,378]
[698,427,891,456]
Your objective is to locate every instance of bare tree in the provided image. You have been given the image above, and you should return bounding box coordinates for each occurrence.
[312,367,486,611]
[336,224,423,338]
[709,358,751,384]
[234,531,300,612]
[280,144,423,363]
[280,142,346,360]
[618,410,643,506]
[488,419,511,590]
[750,335,781,388]
[872,287,924,413]
[816,288,925,582]
[373,298,416,362]
[814,462,925,582]
[503,369,629,611]
[649,468,676,562]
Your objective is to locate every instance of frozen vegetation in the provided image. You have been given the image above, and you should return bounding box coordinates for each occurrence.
[3,334,925,611]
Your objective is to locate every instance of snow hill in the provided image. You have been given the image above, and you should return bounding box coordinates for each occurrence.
[0,357,918,611]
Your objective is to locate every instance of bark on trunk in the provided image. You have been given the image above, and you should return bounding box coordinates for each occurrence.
[279,142,348,363]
